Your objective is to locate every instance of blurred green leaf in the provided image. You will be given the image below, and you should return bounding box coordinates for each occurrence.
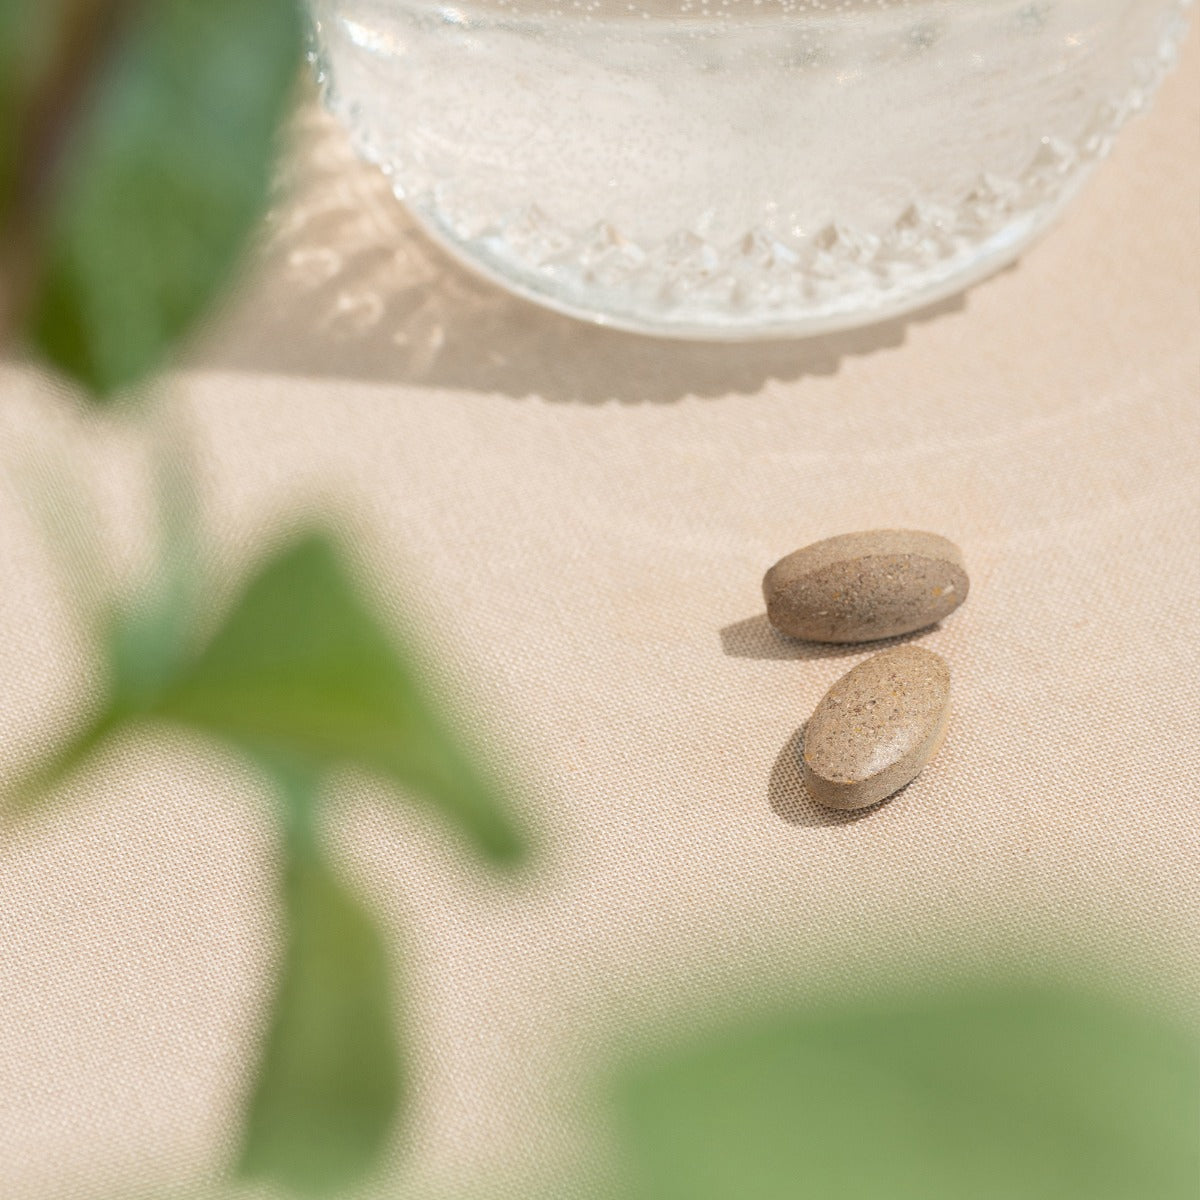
[3,528,524,863]
[0,520,524,1192]
[18,0,302,393]
[615,987,1199,1200]
[154,533,525,864]
[239,835,401,1197]
[4,530,523,859]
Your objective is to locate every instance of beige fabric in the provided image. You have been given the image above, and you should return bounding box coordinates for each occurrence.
[1,27,1198,1200]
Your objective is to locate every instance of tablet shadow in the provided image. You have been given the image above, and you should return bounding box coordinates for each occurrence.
[769,726,892,828]
[721,615,936,662]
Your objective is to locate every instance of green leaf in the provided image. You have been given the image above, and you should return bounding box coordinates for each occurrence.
[23,0,302,394]
[614,987,1200,1200]
[154,533,525,864]
[239,837,401,1197]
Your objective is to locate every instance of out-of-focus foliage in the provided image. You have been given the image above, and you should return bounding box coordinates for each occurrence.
[4,525,525,1195]
[0,0,302,394]
[154,535,525,864]
[0,3,535,1197]
[613,985,1200,1200]
[8,530,525,866]
[239,828,402,1197]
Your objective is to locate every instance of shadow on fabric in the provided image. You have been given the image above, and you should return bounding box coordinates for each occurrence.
[189,101,976,405]
[769,725,901,828]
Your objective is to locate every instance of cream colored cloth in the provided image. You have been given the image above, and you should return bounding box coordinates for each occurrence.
[1,28,1197,1200]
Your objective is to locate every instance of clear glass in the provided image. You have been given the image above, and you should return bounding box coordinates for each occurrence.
[307,0,1190,338]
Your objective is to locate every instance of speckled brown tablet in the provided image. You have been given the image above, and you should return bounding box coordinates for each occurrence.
[802,645,950,810]
[763,529,968,643]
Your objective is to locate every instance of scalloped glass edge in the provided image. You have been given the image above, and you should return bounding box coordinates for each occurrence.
[311,1,1191,340]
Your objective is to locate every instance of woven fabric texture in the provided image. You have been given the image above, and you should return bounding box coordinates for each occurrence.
[1,28,1197,1200]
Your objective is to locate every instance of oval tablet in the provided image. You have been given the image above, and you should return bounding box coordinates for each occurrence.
[763,529,968,643]
[802,645,950,810]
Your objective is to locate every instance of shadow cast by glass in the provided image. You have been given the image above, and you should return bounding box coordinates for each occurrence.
[191,100,971,405]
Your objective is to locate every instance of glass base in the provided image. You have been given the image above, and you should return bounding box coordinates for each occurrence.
[397,181,1086,340]
[310,0,1190,340]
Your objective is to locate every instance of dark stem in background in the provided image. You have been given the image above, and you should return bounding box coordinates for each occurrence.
[0,0,138,336]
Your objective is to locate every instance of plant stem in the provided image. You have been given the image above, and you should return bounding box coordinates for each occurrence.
[0,0,141,341]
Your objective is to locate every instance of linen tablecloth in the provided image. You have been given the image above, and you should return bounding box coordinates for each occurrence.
[1,27,1197,1200]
